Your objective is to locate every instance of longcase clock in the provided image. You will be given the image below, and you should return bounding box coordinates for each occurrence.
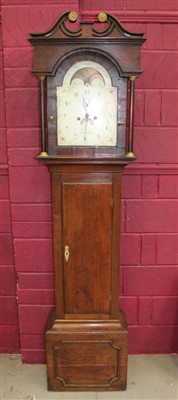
[29,11,145,392]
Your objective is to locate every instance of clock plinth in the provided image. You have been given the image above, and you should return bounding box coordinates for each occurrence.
[46,316,128,391]
[29,10,145,392]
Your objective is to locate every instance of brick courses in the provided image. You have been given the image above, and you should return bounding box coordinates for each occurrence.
[0,5,19,352]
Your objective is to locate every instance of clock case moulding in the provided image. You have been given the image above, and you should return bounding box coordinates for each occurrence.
[29,11,145,392]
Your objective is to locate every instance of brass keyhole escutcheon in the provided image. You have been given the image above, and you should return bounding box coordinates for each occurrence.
[64,245,70,262]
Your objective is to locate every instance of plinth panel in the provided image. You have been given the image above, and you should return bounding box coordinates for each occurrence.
[46,319,128,391]
[55,341,118,385]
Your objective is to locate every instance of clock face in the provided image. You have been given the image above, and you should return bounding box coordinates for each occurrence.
[57,61,117,147]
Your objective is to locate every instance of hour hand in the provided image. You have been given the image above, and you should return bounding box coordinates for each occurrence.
[80,117,94,125]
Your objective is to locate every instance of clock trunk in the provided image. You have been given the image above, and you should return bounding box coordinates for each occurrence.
[46,163,128,391]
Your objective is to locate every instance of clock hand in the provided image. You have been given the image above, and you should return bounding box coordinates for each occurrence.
[80,117,94,125]
[82,94,97,125]
[83,97,89,110]
[82,95,91,116]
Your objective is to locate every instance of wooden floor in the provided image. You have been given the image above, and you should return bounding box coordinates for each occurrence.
[0,354,177,400]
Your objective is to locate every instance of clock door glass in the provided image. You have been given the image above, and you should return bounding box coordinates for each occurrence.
[57,61,117,147]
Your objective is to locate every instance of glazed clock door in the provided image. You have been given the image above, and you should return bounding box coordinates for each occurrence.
[62,179,113,317]
[46,54,128,158]
[57,60,117,147]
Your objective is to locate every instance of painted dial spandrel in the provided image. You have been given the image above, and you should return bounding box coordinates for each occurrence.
[56,61,118,147]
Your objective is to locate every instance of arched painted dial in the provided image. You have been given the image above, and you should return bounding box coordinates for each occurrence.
[57,61,118,147]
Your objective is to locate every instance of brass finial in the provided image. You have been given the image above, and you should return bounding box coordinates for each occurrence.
[126,152,136,158]
[68,11,78,22]
[38,152,48,158]
[98,12,107,23]
[129,76,137,81]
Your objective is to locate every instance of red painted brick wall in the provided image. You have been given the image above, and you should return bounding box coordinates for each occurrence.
[0,4,19,353]
[1,0,178,362]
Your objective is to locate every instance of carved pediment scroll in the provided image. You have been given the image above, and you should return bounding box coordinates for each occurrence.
[29,10,144,41]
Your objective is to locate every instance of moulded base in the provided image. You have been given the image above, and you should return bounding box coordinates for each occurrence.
[45,314,128,391]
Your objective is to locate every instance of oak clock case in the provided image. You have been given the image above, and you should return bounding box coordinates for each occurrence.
[29,11,145,392]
